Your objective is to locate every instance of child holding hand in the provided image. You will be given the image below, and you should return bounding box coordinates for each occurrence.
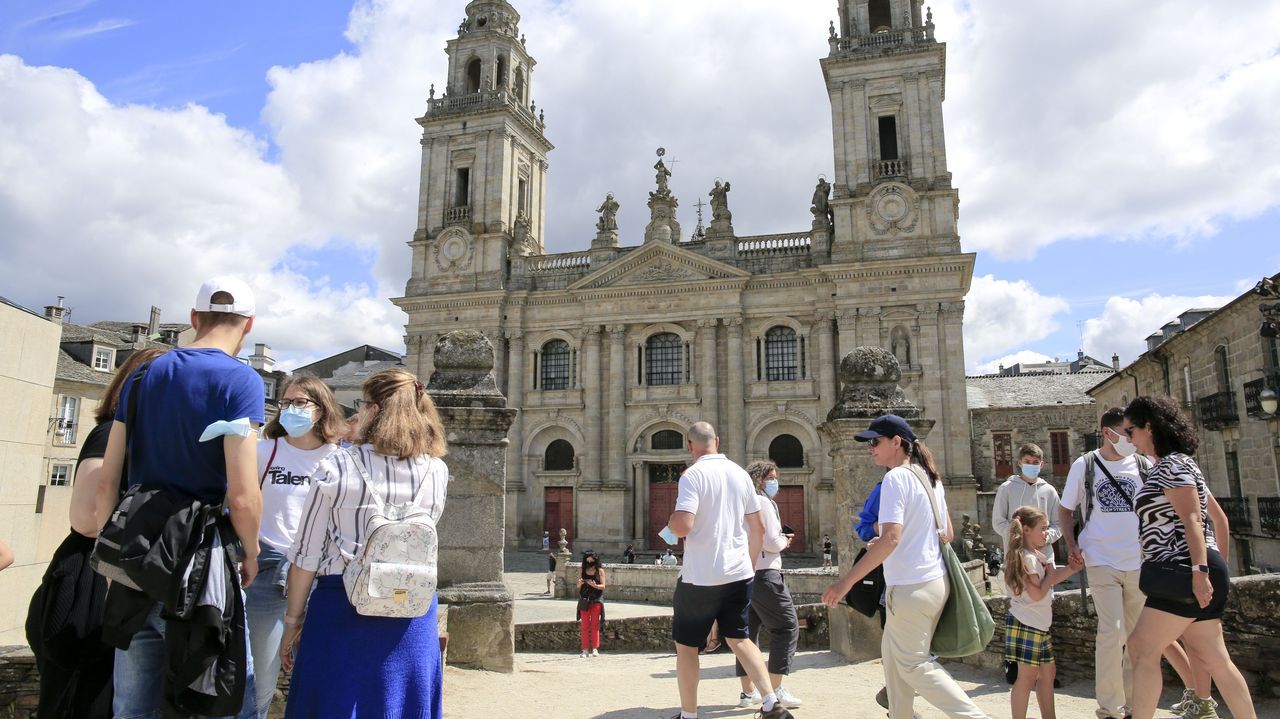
[1004,506,1085,719]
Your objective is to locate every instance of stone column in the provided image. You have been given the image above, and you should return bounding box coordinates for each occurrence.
[818,347,935,662]
[582,325,603,486]
[607,324,627,486]
[697,318,719,430]
[504,331,526,549]
[427,330,518,672]
[814,312,836,492]
[633,460,646,546]
[725,317,746,462]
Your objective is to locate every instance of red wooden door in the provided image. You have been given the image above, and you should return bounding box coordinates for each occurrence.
[648,483,681,551]
[772,486,806,553]
[544,487,574,547]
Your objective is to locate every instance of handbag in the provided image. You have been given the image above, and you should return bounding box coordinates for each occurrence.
[1139,561,1195,603]
[908,466,995,658]
[844,546,885,617]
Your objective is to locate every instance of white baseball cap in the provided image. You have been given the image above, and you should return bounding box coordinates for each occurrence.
[194,276,256,317]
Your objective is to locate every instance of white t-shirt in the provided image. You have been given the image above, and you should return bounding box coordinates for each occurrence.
[256,437,338,552]
[877,465,948,587]
[1006,548,1054,631]
[673,453,758,586]
[1060,452,1142,571]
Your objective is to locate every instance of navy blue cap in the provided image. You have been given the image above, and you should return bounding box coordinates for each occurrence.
[854,414,916,444]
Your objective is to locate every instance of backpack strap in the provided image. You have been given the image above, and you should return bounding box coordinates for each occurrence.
[346,447,388,516]
[408,456,437,507]
[259,438,280,488]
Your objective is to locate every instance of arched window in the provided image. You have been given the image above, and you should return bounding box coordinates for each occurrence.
[540,340,570,390]
[769,434,804,468]
[1214,345,1231,393]
[651,429,684,450]
[544,439,575,471]
[765,326,798,381]
[869,0,892,32]
[513,69,527,103]
[496,56,507,88]
[646,333,683,386]
[466,58,482,93]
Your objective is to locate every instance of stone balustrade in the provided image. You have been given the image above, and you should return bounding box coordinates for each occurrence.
[736,232,812,257]
[444,206,471,224]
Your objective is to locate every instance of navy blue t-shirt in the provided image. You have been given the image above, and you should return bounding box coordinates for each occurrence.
[115,347,265,502]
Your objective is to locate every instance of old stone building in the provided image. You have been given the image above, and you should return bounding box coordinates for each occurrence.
[1089,274,1280,572]
[394,0,977,552]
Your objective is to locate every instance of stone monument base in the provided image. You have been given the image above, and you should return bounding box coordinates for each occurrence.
[829,604,883,662]
[438,582,514,673]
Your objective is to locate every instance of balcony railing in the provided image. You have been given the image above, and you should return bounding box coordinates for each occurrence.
[525,251,590,274]
[445,206,471,224]
[1218,496,1251,533]
[875,158,909,180]
[425,89,546,132]
[1243,370,1280,418]
[1259,497,1280,534]
[736,232,811,257]
[1197,390,1239,430]
[831,25,934,56]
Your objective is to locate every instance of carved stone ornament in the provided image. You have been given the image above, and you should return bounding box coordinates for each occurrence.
[433,227,474,272]
[827,346,921,422]
[867,182,919,236]
[618,259,705,286]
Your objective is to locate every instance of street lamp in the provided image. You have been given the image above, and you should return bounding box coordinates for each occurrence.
[1261,388,1279,417]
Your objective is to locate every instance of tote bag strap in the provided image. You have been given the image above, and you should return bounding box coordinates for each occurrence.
[906,464,945,547]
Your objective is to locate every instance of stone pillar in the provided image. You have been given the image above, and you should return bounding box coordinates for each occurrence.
[697,318,719,430]
[504,331,525,550]
[725,317,746,462]
[632,460,646,546]
[818,346,935,662]
[427,330,517,672]
[607,324,627,486]
[582,325,603,486]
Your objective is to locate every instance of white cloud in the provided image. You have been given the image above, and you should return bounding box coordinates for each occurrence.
[973,350,1056,376]
[1082,292,1236,366]
[964,275,1071,371]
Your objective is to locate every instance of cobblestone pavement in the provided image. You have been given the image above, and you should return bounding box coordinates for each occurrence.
[443,648,1280,719]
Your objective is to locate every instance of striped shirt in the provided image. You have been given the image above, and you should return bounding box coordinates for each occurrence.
[288,444,449,576]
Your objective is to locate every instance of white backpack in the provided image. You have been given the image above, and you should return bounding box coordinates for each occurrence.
[342,451,439,618]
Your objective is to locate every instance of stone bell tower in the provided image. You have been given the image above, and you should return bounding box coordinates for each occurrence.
[822,0,957,263]
[405,0,553,298]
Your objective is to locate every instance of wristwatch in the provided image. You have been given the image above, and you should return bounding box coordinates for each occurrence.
[1192,564,1210,574]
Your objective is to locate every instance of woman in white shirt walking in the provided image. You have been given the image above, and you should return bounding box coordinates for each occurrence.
[279,368,450,719]
[245,374,344,717]
[734,460,803,710]
[821,414,988,719]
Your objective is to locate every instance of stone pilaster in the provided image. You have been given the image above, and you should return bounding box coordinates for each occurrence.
[725,317,746,462]
[814,311,837,490]
[697,318,719,430]
[505,330,525,493]
[426,330,517,672]
[607,324,628,486]
[818,346,935,662]
[582,325,603,486]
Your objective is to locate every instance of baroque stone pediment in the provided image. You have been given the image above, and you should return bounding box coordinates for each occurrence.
[568,242,750,291]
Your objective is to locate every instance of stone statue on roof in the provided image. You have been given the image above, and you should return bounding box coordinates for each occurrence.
[596,193,619,231]
[709,180,732,223]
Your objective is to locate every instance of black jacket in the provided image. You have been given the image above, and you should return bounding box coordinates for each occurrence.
[101,487,248,717]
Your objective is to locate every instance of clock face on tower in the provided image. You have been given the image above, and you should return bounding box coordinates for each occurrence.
[434,227,474,272]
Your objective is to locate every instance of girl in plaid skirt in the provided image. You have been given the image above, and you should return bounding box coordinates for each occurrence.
[1004,506,1085,719]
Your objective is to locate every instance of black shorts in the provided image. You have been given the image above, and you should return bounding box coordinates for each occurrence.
[672,578,753,647]
[1144,549,1230,622]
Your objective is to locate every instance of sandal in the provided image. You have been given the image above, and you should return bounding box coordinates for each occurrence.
[701,638,721,654]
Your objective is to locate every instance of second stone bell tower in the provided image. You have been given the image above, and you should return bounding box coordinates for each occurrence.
[406,0,554,297]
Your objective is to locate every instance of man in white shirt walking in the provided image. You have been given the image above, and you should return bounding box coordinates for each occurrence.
[662,422,793,719]
[1058,408,1150,719]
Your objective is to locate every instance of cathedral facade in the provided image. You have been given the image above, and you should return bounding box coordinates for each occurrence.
[394,0,977,552]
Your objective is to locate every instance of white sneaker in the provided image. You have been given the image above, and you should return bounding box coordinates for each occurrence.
[776,686,803,708]
[579,650,588,658]
[738,690,761,708]
[590,648,599,657]
[1171,688,1197,714]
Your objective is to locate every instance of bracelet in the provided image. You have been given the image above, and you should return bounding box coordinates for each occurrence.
[283,614,305,626]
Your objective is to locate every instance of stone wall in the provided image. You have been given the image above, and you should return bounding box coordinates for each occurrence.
[952,573,1280,695]
[516,604,831,653]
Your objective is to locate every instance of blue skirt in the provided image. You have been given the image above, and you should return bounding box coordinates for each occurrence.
[285,576,442,719]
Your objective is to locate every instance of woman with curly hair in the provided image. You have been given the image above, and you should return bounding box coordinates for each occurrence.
[1122,395,1255,719]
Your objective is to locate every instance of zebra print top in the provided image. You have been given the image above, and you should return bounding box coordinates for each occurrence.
[1134,453,1215,564]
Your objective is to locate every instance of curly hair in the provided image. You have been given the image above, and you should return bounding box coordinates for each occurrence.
[744,459,778,494]
[1124,395,1198,457]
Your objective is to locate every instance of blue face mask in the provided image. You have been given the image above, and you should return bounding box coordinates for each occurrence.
[1020,463,1041,479]
[279,406,315,438]
[764,479,780,497]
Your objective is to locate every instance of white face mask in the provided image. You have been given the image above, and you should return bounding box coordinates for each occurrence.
[1108,428,1138,458]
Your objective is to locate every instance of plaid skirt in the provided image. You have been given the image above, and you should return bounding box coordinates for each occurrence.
[1003,613,1054,666]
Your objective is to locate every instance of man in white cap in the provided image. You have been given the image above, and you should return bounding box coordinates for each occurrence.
[95,276,264,719]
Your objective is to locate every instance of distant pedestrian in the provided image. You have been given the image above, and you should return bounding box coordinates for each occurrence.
[822,534,833,567]
[662,549,679,566]
[546,552,557,595]
[576,551,606,657]
[660,421,793,719]
[734,460,803,710]
[1003,506,1084,719]
[542,530,550,551]
[624,543,636,564]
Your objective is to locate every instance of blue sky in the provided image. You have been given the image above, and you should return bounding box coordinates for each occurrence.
[1,0,1277,371]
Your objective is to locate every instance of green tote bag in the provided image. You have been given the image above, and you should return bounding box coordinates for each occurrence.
[909,466,996,658]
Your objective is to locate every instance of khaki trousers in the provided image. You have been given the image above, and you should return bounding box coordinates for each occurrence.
[1087,565,1145,719]
[882,577,989,719]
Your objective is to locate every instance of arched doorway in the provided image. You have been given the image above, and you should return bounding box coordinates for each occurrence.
[647,461,686,550]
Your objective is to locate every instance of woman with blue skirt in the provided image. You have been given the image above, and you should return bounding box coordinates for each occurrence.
[278,368,450,719]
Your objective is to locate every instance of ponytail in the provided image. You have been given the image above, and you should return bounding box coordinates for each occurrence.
[1003,506,1047,597]
[909,439,941,486]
